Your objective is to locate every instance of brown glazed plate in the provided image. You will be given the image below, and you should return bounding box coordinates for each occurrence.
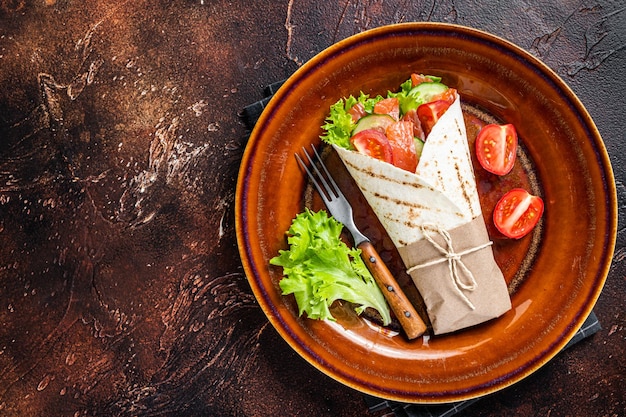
[235,23,617,403]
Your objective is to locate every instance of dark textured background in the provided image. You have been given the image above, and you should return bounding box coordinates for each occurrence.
[0,1,624,416]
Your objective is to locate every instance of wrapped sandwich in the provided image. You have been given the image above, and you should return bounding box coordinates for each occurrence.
[321,74,511,335]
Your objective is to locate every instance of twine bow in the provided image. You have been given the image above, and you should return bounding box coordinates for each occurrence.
[406,223,493,310]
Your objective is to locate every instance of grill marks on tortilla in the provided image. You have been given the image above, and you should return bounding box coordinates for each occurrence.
[343,157,465,247]
[425,119,480,219]
[456,161,476,216]
[369,190,431,211]
[453,118,481,219]
[454,119,473,213]
[424,127,470,207]
[343,158,437,200]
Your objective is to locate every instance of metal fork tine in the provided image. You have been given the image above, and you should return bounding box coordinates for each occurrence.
[308,145,341,199]
[295,148,333,206]
[295,151,328,203]
[298,146,336,202]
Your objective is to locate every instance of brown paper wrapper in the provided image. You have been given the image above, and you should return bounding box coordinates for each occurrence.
[398,215,511,335]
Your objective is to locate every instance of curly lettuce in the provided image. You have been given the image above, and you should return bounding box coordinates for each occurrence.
[320,92,383,149]
[270,208,391,325]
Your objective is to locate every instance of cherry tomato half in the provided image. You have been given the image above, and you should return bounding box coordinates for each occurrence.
[414,89,457,137]
[385,120,418,172]
[475,123,518,175]
[493,188,544,239]
[350,129,394,164]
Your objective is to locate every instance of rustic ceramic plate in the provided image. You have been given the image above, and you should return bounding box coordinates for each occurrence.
[235,23,616,403]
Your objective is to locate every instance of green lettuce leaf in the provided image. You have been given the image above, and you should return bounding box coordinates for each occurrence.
[320,92,383,149]
[270,208,391,325]
[388,78,416,115]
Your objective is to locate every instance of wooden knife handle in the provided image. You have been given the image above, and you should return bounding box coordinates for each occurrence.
[358,241,427,340]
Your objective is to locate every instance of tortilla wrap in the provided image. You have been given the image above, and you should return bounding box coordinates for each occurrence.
[333,95,511,335]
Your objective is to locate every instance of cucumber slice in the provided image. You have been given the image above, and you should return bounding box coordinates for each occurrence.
[401,82,449,114]
[408,82,448,103]
[352,114,395,135]
[414,137,425,158]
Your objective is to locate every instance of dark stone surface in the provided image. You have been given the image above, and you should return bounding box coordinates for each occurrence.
[0,1,624,416]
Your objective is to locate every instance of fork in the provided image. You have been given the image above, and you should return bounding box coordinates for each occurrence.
[296,145,427,340]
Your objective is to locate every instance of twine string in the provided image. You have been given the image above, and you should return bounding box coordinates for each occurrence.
[406,223,493,310]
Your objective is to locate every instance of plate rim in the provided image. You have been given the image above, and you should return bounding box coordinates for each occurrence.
[235,22,617,403]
